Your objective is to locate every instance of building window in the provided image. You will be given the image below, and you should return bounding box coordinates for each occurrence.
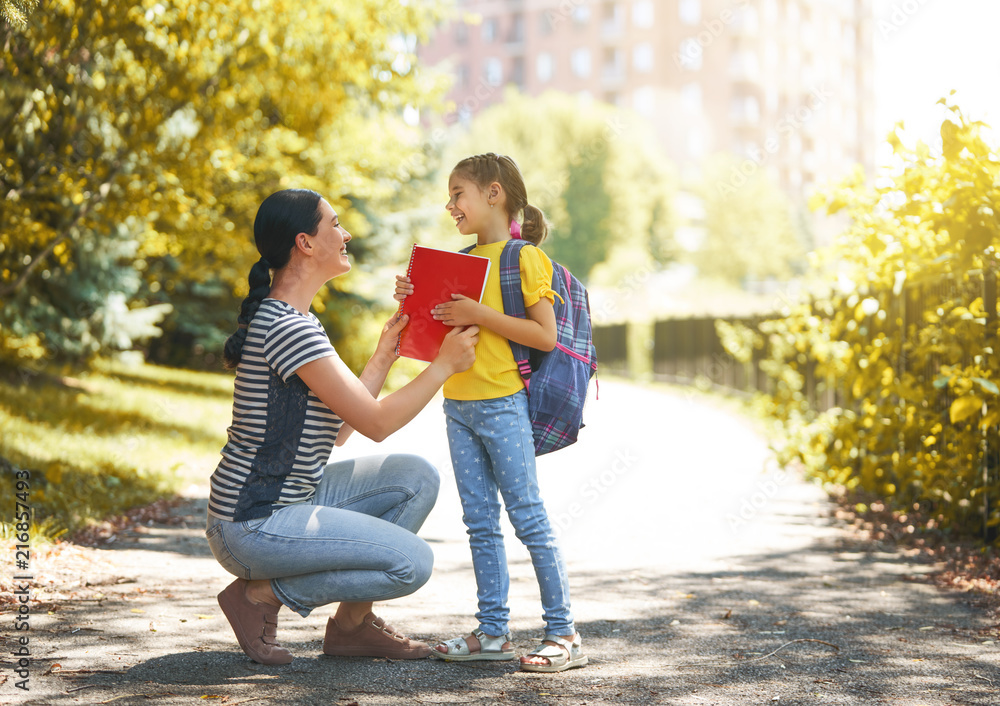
[679,0,700,26]
[765,86,778,113]
[680,82,702,114]
[509,13,524,43]
[732,5,759,33]
[571,48,591,78]
[603,47,624,79]
[633,86,656,117]
[485,57,503,86]
[842,23,857,54]
[604,91,622,106]
[482,17,498,42]
[731,95,760,124]
[763,0,778,23]
[511,57,525,86]
[729,50,759,80]
[602,1,624,35]
[633,43,654,73]
[678,38,702,71]
[537,53,554,82]
[455,23,468,45]
[633,0,654,28]
[573,5,591,25]
[456,63,469,89]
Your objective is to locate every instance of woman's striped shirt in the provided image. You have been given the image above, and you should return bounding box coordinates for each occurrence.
[208,298,343,522]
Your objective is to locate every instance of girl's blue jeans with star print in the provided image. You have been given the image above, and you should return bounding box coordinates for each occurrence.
[443,389,575,638]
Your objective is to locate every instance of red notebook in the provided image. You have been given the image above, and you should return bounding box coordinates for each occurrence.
[395,245,491,362]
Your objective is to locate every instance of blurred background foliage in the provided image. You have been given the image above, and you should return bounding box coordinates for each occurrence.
[719,103,1000,536]
[1,0,449,372]
[692,154,808,287]
[432,90,679,286]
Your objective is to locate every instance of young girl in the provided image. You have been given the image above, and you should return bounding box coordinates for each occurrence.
[395,153,587,672]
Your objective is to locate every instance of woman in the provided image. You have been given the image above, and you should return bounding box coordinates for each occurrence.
[206,188,478,665]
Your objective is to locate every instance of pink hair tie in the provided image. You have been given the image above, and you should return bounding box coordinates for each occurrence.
[510,219,522,239]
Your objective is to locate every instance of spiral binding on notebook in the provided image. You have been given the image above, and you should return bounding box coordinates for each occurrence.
[394,243,418,356]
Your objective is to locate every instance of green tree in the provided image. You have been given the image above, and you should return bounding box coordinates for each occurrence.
[692,154,807,285]
[436,90,677,282]
[1,0,447,366]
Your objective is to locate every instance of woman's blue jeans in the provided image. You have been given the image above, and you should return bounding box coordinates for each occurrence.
[205,453,439,617]
[443,391,575,638]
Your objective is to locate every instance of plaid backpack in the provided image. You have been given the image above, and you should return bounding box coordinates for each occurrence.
[464,239,598,455]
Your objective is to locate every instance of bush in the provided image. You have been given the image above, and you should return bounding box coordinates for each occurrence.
[720,103,1000,540]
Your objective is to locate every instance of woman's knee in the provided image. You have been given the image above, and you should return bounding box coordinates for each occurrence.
[389,453,440,500]
[390,537,434,596]
[411,537,435,590]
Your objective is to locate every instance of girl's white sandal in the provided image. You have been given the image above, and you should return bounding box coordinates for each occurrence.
[430,628,516,661]
[519,634,588,672]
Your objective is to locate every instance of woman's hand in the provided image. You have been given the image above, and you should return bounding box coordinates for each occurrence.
[433,325,479,376]
[373,313,408,364]
[394,274,413,302]
[432,294,485,327]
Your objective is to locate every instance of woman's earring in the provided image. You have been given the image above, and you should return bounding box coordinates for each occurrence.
[490,203,494,208]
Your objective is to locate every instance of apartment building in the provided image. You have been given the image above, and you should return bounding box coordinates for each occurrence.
[417,0,876,203]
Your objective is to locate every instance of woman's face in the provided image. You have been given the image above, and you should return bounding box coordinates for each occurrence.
[313,199,352,278]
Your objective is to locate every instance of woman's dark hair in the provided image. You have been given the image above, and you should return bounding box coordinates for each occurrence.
[222,188,324,369]
[451,152,549,245]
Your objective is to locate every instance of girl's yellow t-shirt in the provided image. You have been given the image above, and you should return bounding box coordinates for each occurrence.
[443,240,557,401]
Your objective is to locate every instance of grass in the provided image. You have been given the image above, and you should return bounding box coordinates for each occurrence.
[0,359,234,539]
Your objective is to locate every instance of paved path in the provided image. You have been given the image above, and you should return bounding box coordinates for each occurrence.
[4,380,998,705]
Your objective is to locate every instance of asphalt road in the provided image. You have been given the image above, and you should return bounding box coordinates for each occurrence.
[3,380,998,705]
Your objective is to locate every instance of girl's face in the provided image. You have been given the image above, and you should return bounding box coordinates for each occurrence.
[446,174,492,236]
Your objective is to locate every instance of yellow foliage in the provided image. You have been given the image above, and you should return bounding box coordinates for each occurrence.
[1,0,450,359]
[949,395,983,424]
[720,102,1000,540]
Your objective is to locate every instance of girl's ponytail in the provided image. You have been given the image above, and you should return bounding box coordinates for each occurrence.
[222,257,272,369]
[520,203,549,246]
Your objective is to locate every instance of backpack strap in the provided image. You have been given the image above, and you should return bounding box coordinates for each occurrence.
[499,240,534,385]
[461,240,535,385]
